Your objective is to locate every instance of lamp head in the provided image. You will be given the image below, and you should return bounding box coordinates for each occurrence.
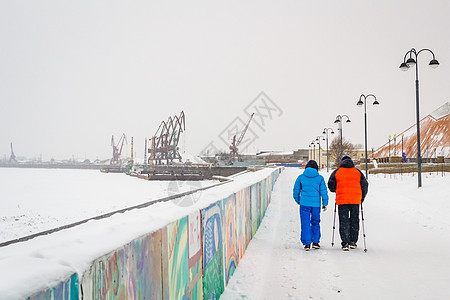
[406,57,416,67]
[373,99,380,105]
[334,119,340,124]
[357,99,364,106]
[346,119,351,123]
[429,59,439,69]
[331,131,335,134]
[322,130,326,134]
[399,62,409,71]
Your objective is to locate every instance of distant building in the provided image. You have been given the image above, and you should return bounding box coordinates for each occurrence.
[372,102,450,162]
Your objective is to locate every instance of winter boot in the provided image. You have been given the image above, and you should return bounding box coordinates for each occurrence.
[312,243,320,249]
[304,244,311,251]
[342,243,349,251]
[349,242,357,249]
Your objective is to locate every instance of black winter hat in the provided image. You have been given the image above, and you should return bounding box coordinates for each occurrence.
[341,154,351,161]
[305,160,319,170]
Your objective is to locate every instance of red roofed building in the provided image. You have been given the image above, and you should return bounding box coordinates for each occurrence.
[372,102,450,162]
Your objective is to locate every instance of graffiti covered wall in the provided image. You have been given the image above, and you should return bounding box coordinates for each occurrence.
[223,194,239,285]
[27,273,79,300]
[81,230,163,299]
[202,200,225,299]
[161,212,203,300]
[29,168,281,300]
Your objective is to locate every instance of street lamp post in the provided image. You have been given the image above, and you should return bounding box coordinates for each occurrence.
[310,141,316,160]
[402,134,404,162]
[309,143,312,160]
[322,128,334,172]
[400,48,439,187]
[315,136,325,169]
[388,136,391,161]
[394,134,397,157]
[357,94,379,178]
[334,115,351,160]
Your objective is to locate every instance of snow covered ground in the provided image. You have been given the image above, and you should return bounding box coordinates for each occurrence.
[221,168,450,299]
[0,168,217,243]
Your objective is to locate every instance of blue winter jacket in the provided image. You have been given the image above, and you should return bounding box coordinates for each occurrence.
[293,167,329,207]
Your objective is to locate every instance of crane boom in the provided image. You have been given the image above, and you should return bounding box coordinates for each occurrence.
[9,142,16,162]
[229,113,254,161]
[110,133,127,165]
[236,113,254,146]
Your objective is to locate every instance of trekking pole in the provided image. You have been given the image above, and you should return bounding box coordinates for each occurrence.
[360,203,367,252]
[331,201,337,247]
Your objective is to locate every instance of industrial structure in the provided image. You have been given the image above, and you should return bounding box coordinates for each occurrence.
[9,143,16,163]
[148,111,185,165]
[110,134,127,165]
[229,113,254,161]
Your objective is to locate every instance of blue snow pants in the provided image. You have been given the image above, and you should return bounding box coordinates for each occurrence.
[299,205,321,246]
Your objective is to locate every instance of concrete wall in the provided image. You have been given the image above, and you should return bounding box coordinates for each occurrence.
[27,168,281,300]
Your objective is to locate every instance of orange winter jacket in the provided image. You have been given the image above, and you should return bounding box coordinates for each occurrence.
[328,157,368,205]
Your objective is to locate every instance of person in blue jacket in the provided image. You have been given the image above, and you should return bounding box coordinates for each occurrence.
[293,160,329,251]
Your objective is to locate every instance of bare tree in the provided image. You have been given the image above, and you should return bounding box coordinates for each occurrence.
[329,136,361,168]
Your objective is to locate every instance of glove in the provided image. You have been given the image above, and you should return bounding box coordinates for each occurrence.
[322,206,327,212]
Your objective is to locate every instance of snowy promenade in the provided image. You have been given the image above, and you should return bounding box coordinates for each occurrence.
[221,168,450,299]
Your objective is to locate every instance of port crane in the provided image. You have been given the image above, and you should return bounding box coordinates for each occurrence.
[229,113,254,161]
[9,143,16,162]
[110,134,127,165]
[148,111,185,165]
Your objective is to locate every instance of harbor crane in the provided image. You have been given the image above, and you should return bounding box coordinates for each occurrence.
[148,111,185,165]
[229,113,254,161]
[110,133,127,165]
[9,143,16,162]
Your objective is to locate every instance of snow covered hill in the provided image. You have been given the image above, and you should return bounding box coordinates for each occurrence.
[221,168,450,299]
[373,102,450,159]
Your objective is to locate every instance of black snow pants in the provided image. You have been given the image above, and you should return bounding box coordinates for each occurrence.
[338,204,360,247]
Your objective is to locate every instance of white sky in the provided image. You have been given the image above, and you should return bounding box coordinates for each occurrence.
[1,1,449,161]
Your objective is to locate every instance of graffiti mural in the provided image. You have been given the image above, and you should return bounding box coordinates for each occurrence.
[188,211,203,300]
[235,188,251,260]
[28,273,79,300]
[244,188,252,249]
[250,183,259,237]
[202,200,224,299]
[223,194,238,285]
[163,217,189,300]
[262,178,269,216]
[87,249,126,299]
[127,233,163,299]
[81,230,162,300]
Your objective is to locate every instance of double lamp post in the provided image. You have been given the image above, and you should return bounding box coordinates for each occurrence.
[334,115,351,160]
[399,48,439,188]
[357,94,379,178]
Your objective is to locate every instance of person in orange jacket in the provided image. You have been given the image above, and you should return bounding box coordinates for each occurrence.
[328,155,368,251]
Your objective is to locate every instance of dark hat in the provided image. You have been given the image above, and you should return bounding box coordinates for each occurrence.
[341,154,351,161]
[305,160,319,170]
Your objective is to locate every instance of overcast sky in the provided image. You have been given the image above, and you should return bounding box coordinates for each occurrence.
[1,1,449,161]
